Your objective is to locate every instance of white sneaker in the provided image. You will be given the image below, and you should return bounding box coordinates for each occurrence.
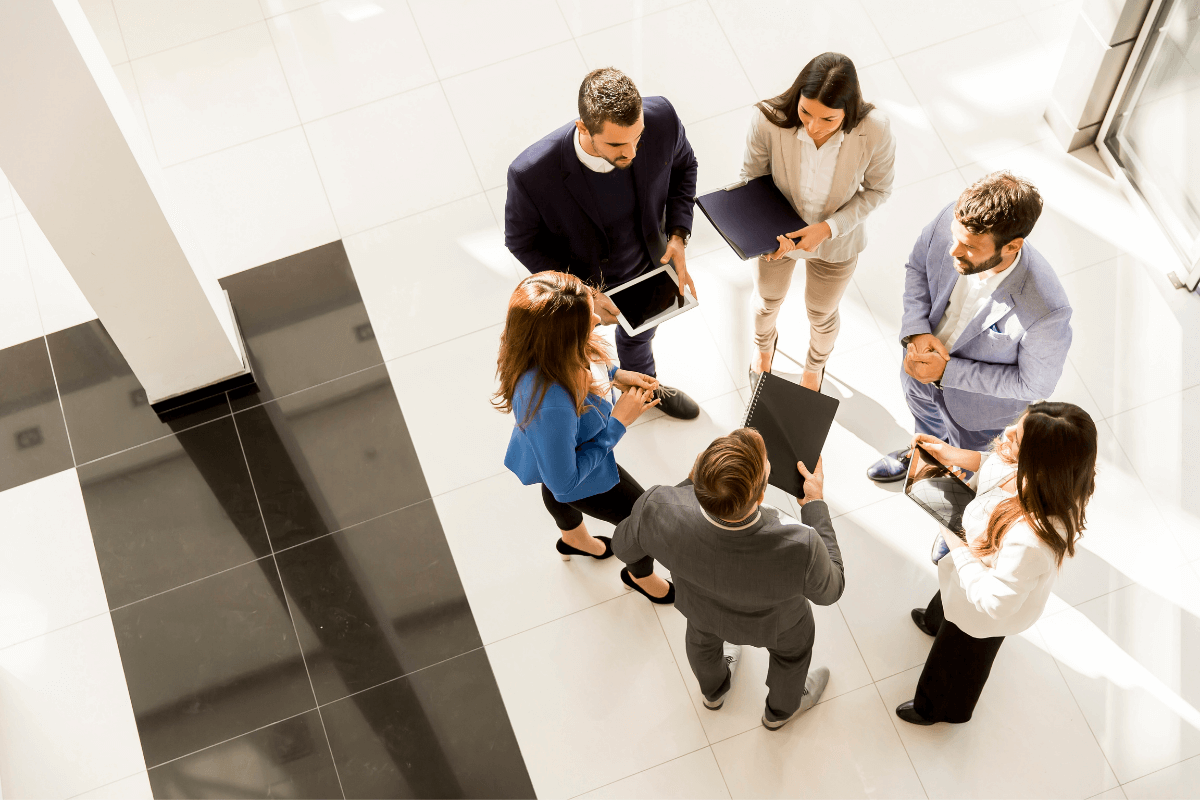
[702,643,743,710]
[761,666,830,730]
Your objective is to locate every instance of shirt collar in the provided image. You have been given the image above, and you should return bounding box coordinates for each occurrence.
[975,248,1022,286]
[795,126,844,150]
[698,503,762,531]
[574,126,614,173]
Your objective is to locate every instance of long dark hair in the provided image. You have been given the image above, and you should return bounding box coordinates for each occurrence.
[492,272,611,427]
[973,402,1098,567]
[758,52,875,133]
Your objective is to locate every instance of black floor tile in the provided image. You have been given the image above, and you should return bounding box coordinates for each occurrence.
[147,710,343,799]
[45,320,232,465]
[78,416,273,608]
[0,337,73,492]
[321,649,535,799]
[112,559,316,767]
[233,364,429,551]
[221,241,383,411]
[276,501,482,706]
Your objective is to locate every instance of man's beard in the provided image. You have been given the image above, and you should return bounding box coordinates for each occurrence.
[955,250,1004,276]
[607,155,633,170]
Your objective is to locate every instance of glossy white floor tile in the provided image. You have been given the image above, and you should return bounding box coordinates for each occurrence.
[164,127,339,277]
[487,593,708,799]
[79,0,129,65]
[1122,755,1200,799]
[442,41,587,191]
[113,0,264,59]
[303,84,482,235]
[0,217,43,351]
[0,169,16,220]
[0,614,146,799]
[685,106,757,194]
[555,0,689,38]
[73,771,154,800]
[1038,581,1200,784]
[712,684,926,798]
[577,747,730,799]
[407,0,572,79]
[0,470,110,651]
[857,59,957,191]
[131,22,298,165]
[860,0,1020,58]
[267,0,437,122]
[896,17,1055,167]
[575,0,757,124]
[18,213,98,335]
[345,193,520,361]
[876,628,1120,799]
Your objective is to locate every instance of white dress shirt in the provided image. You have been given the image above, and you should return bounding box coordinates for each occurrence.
[793,126,842,241]
[939,451,1064,638]
[574,127,613,173]
[933,249,1022,351]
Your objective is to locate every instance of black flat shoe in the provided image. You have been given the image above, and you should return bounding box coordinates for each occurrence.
[620,567,675,604]
[896,700,935,725]
[911,608,938,637]
[556,535,613,561]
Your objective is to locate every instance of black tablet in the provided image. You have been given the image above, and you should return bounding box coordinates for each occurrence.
[904,445,977,535]
[604,265,698,335]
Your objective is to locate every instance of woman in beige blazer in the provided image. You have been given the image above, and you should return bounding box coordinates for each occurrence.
[744,52,896,390]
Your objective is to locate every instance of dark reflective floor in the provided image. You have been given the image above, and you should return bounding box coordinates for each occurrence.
[0,336,73,492]
[47,243,533,798]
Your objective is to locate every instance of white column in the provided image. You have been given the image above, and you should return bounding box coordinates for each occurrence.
[0,0,248,405]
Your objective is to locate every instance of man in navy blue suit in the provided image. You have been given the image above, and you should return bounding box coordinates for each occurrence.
[505,68,700,420]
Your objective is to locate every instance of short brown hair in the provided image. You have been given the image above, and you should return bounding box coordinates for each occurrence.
[692,428,768,521]
[955,171,1043,248]
[578,68,641,135]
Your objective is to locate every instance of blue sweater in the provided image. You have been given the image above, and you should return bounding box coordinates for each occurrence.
[504,366,626,502]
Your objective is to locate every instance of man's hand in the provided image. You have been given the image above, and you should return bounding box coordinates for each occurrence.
[613,369,658,393]
[796,457,824,506]
[903,334,950,384]
[593,291,620,325]
[662,235,696,299]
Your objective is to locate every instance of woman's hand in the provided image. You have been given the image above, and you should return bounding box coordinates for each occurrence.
[611,386,660,426]
[764,222,833,260]
[912,434,981,472]
[944,531,968,551]
[613,370,658,393]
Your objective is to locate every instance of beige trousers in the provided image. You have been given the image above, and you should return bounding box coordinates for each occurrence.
[752,253,859,372]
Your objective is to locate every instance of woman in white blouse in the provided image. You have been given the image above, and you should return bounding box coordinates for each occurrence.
[896,401,1097,725]
[743,53,896,391]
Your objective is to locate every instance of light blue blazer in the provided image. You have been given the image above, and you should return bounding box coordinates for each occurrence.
[900,203,1073,432]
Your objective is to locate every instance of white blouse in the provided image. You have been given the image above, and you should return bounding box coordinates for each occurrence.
[938,452,1064,638]
[791,126,843,241]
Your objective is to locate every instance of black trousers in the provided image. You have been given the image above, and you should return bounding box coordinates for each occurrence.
[913,590,1005,723]
[540,463,654,578]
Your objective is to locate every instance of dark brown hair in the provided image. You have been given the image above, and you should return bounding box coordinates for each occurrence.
[578,68,642,135]
[691,428,769,521]
[758,52,875,133]
[493,272,611,426]
[955,171,1044,248]
[972,402,1097,567]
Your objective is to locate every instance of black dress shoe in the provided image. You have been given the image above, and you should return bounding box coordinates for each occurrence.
[896,700,935,725]
[620,567,676,604]
[556,535,613,561]
[911,608,938,637]
[654,385,699,420]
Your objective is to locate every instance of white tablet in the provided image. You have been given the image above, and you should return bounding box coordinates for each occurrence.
[604,265,698,337]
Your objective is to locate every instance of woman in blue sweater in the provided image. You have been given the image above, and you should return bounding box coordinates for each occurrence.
[495,272,674,603]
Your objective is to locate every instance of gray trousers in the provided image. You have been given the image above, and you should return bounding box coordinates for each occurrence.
[685,615,816,718]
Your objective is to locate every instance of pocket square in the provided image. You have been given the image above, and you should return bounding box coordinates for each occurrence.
[988,322,1003,333]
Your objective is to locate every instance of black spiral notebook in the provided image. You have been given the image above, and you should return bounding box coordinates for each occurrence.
[743,371,839,497]
[696,176,807,260]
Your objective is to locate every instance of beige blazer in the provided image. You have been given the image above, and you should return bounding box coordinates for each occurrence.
[741,106,896,263]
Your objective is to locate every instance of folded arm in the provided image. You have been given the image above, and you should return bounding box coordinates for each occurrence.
[941,306,1072,401]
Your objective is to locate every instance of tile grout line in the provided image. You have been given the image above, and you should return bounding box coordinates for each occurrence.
[227,396,349,800]
[869,679,932,799]
[565,744,718,799]
[141,705,316,772]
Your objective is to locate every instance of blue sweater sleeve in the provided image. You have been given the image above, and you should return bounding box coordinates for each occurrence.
[526,400,626,498]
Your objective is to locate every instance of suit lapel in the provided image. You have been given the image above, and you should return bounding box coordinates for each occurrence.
[560,126,604,233]
[950,254,1028,353]
[822,129,864,220]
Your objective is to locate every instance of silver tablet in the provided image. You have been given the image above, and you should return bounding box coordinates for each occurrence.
[604,265,698,337]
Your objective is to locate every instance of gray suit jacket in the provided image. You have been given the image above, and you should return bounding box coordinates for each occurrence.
[900,203,1073,432]
[612,485,844,648]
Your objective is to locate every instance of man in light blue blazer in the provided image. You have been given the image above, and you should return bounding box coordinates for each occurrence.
[868,172,1072,481]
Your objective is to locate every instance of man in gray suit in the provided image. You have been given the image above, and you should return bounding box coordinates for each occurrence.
[612,429,843,730]
[868,171,1073,481]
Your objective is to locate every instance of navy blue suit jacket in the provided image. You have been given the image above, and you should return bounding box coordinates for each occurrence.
[504,96,698,287]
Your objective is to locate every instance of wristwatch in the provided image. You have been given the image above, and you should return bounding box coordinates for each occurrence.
[669,226,691,246]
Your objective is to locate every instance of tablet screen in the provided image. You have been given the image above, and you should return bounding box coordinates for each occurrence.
[904,445,976,535]
[610,270,685,329]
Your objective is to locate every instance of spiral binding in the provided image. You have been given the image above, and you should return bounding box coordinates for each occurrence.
[744,371,768,428]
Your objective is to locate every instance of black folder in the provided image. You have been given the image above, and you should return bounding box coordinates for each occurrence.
[696,176,807,260]
[743,371,839,497]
